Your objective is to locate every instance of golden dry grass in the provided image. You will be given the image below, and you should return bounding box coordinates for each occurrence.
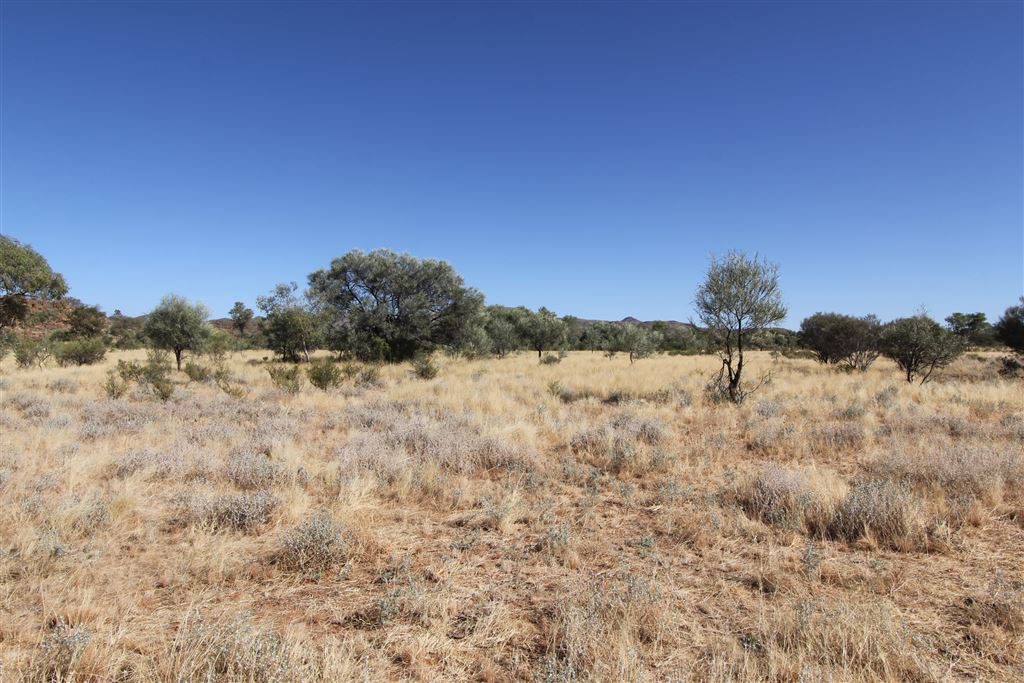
[1,350,1021,681]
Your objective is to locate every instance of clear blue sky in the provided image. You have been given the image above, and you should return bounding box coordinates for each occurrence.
[2,1,1021,325]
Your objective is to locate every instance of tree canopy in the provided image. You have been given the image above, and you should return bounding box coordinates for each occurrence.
[0,235,69,330]
[143,295,211,370]
[694,251,786,402]
[308,249,484,362]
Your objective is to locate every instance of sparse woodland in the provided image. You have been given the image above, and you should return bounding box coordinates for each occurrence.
[1,237,1022,681]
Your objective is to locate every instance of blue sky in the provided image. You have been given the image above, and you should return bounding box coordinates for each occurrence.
[2,1,1021,325]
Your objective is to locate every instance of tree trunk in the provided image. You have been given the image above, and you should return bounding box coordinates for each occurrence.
[174,348,183,371]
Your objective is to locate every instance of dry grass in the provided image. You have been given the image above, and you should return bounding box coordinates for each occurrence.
[1,349,1022,681]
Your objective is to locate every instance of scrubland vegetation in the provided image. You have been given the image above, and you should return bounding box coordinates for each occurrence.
[1,349,1022,681]
[2,236,1023,680]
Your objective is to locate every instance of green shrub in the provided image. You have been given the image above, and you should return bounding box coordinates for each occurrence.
[103,369,130,399]
[54,337,107,366]
[13,337,53,369]
[266,363,302,394]
[306,358,342,391]
[117,352,175,401]
[412,355,438,380]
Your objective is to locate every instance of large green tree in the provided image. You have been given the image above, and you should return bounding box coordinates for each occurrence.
[308,250,484,362]
[0,235,68,331]
[257,283,322,362]
[878,315,964,384]
[994,298,1024,355]
[799,312,881,371]
[229,301,254,337]
[517,307,567,359]
[143,295,211,370]
[694,251,786,403]
[944,312,995,347]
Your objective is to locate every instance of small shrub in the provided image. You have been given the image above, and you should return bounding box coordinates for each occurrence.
[412,355,438,380]
[14,337,53,369]
[829,480,917,548]
[184,361,213,383]
[31,624,91,682]
[540,353,562,365]
[54,337,107,366]
[266,364,302,394]
[223,451,281,490]
[117,353,175,401]
[810,423,866,451]
[102,369,131,399]
[739,464,813,529]
[179,491,278,532]
[46,378,78,394]
[306,359,342,391]
[278,513,347,573]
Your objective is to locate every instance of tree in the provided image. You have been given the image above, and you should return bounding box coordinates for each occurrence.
[143,295,211,370]
[619,323,662,364]
[994,298,1024,355]
[308,250,485,362]
[878,315,964,384]
[799,312,881,371]
[694,251,786,403]
[108,310,146,349]
[518,307,567,358]
[0,235,68,331]
[229,301,254,337]
[484,305,524,358]
[945,312,995,347]
[257,283,322,363]
[63,304,108,339]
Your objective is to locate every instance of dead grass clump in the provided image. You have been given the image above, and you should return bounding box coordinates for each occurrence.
[28,623,92,682]
[170,614,289,682]
[278,513,347,574]
[8,391,50,420]
[340,402,533,475]
[543,574,666,680]
[736,465,840,535]
[867,445,1024,506]
[745,420,795,453]
[569,413,670,474]
[176,491,279,532]
[109,449,183,480]
[79,400,158,440]
[765,599,937,681]
[829,481,921,549]
[222,451,282,490]
[809,422,866,452]
[738,465,809,531]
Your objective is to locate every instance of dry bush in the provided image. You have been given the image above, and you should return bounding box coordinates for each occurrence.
[744,419,795,454]
[175,491,278,532]
[166,614,290,682]
[27,623,92,682]
[108,449,184,480]
[829,480,922,549]
[867,445,1024,506]
[542,574,667,680]
[809,422,866,452]
[339,401,534,477]
[278,513,347,573]
[736,464,840,535]
[222,451,282,490]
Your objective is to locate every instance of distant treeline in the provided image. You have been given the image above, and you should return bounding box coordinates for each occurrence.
[2,237,1021,388]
